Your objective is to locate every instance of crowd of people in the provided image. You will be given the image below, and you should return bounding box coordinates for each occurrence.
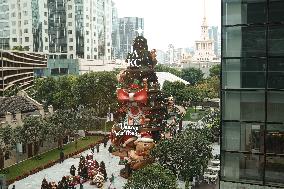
[40,138,112,189]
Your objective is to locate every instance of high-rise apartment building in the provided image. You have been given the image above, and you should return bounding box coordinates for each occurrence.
[6,0,49,53]
[96,0,112,60]
[48,0,112,60]
[0,0,10,50]
[221,0,284,188]
[118,17,144,59]
[0,0,113,61]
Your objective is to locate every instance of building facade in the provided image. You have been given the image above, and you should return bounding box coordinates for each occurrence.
[0,50,47,96]
[6,0,49,53]
[0,0,10,50]
[208,26,219,57]
[118,17,144,60]
[221,0,284,188]
[0,0,113,61]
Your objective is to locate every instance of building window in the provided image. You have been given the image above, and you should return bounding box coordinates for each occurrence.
[68,30,72,34]
[44,12,47,17]
[12,29,16,34]
[68,13,72,18]
[12,38,17,42]
[107,49,110,53]
[44,20,48,25]
[222,91,265,121]
[24,28,28,33]
[68,5,72,10]
[87,47,90,51]
[25,37,29,42]
[24,20,28,25]
[94,48,97,52]
[68,22,72,26]
[45,46,48,50]
[45,37,48,42]
[69,46,73,51]
[24,11,28,16]
[45,29,48,34]
[11,12,16,17]
[69,38,73,42]
[86,31,89,35]
[94,55,97,59]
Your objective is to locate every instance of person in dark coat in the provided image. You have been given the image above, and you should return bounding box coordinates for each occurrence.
[96,143,100,153]
[108,145,113,153]
[60,150,64,163]
[70,165,76,176]
[103,138,108,148]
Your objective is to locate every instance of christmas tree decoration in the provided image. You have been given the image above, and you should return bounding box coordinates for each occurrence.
[110,36,169,178]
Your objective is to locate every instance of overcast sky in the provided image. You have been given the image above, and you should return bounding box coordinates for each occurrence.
[112,0,221,51]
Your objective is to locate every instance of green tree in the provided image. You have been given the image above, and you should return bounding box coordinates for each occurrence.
[124,164,178,189]
[181,68,204,86]
[48,109,78,149]
[183,86,206,112]
[21,116,44,156]
[12,46,25,51]
[162,81,186,105]
[209,64,220,78]
[0,125,14,168]
[151,128,212,188]
[29,77,57,107]
[53,75,77,109]
[3,84,21,97]
[73,71,117,116]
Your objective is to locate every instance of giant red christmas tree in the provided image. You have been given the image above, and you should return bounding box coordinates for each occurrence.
[110,36,168,178]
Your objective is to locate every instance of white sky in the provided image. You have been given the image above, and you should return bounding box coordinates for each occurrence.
[112,0,221,51]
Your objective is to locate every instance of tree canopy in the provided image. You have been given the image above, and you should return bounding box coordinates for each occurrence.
[181,67,204,86]
[124,164,178,189]
[151,128,212,186]
[209,64,220,78]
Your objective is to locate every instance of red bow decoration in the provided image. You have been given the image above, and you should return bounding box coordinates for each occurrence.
[117,88,147,104]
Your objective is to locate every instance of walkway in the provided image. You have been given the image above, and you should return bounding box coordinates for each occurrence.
[8,141,127,189]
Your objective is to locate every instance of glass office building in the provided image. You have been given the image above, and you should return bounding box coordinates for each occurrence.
[221,0,284,188]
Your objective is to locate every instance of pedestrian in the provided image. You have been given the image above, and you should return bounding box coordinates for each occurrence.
[70,165,76,176]
[60,150,64,163]
[91,145,95,153]
[96,143,100,153]
[108,145,113,153]
[79,183,83,189]
[103,138,108,148]
[12,185,15,189]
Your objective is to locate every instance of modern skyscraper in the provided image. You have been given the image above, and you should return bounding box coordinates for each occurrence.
[221,0,284,188]
[118,17,144,60]
[208,26,219,57]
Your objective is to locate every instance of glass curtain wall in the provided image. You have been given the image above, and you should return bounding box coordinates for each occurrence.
[221,0,284,188]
